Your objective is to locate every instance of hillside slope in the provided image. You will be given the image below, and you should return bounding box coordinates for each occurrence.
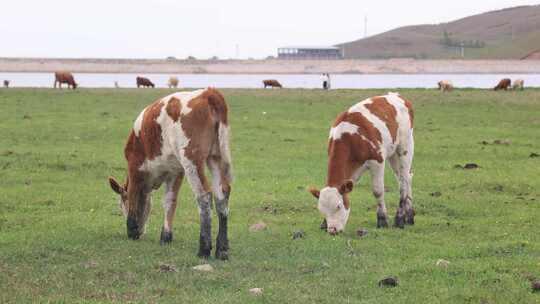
[338,5,540,59]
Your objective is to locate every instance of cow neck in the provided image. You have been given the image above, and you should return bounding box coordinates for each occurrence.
[326,140,353,188]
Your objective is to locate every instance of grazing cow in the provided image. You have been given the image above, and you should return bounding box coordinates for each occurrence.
[513,79,524,90]
[263,79,282,88]
[136,76,155,88]
[309,92,414,234]
[494,78,511,91]
[437,80,453,92]
[108,88,233,259]
[3,80,9,88]
[54,71,77,89]
[168,77,179,89]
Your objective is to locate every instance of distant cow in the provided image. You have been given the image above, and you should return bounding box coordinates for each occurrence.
[168,77,179,88]
[3,80,9,88]
[136,76,155,88]
[54,71,77,89]
[513,79,524,90]
[437,80,453,92]
[108,88,233,260]
[309,92,415,234]
[494,78,511,91]
[263,79,282,88]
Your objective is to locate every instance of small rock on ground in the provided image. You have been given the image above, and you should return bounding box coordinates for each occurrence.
[249,288,263,296]
[430,191,442,197]
[158,263,177,273]
[378,277,398,287]
[532,281,540,292]
[292,230,305,239]
[249,222,267,232]
[356,228,368,237]
[193,264,214,272]
[436,259,450,268]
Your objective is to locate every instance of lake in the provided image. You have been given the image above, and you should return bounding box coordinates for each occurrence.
[0,72,537,89]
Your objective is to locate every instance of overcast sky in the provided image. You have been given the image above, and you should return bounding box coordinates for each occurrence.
[1,0,538,59]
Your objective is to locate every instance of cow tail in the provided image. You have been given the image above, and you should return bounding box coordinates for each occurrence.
[217,122,233,184]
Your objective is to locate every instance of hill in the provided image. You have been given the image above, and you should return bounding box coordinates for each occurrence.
[338,5,540,59]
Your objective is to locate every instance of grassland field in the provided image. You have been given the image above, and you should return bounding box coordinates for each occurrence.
[0,88,539,303]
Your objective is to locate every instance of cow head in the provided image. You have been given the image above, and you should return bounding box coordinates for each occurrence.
[108,177,128,217]
[309,180,354,235]
[108,176,151,239]
[73,82,78,89]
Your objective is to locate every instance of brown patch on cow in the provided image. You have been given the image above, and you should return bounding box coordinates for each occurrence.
[166,97,182,122]
[365,97,398,142]
[139,101,165,161]
[326,111,383,187]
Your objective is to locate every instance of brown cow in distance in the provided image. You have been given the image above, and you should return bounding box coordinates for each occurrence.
[494,78,511,91]
[136,76,155,88]
[263,79,282,88]
[54,71,77,89]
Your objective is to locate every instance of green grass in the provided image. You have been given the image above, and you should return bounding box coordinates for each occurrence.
[1,88,540,303]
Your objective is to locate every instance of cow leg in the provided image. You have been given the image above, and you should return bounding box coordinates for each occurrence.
[369,161,388,228]
[207,156,231,260]
[160,173,184,245]
[395,139,415,228]
[183,160,213,258]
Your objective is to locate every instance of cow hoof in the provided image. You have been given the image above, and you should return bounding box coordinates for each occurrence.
[320,219,328,230]
[197,248,212,259]
[405,209,415,225]
[215,249,229,261]
[377,216,389,228]
[160,228,173,245]
[394,216,405,229]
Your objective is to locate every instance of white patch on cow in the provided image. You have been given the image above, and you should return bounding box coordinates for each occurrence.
[160,88,207,116]
[317,187,351,233]
[133,107,146,137]
[348,98,394,158]
[384,93,413,142]
[329,121,358,140]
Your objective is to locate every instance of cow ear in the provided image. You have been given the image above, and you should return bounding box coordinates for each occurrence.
[109,177,125,195]
[308,187,320,199]
[339,180,354,195]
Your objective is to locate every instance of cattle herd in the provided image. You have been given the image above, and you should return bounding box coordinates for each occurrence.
[0,70,531,259]
[0,72,528,91]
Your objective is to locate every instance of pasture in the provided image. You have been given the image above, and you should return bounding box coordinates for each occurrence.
[1,88,539,303]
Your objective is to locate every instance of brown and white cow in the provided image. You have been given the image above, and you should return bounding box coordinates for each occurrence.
[512,79,524,90]
[54,71,77,89]
[438,80,453,92]
[108,88,233,259]
[494,78,511,91]
[263,79,282,88]
[136,76,155,88]
[309,92,414,234]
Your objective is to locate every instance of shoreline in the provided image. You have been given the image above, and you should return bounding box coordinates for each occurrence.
[1,57,540,74]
